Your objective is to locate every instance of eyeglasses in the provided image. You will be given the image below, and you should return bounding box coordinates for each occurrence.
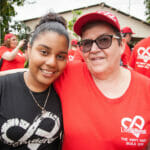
[78,34,120,53]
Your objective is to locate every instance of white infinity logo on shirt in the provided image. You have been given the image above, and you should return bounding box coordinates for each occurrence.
[121,115,145,138]
[137,47,150,62]
[1,111,60,150]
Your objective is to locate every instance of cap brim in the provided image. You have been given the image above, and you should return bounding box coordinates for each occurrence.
[74,12,120,36]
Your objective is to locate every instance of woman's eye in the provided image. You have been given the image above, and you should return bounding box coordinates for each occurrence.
[40,50,48,56]
[57,55,66,60]
[100,38,108,42]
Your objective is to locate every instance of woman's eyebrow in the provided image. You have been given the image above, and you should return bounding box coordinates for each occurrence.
[38,44,68,54]
[38,44,51,50]
[59,51,68,54]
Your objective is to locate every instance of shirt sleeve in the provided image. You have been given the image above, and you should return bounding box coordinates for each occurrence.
[0,46,9,58]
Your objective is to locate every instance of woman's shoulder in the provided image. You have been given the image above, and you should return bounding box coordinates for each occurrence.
[0,72,24,84]
[134,37,150,49]
[60,61,87,78]
[54,61,86,87]
[66,61,85,71]
[131,70,150,86]
[0,46,10,55]
[0,46,8,50]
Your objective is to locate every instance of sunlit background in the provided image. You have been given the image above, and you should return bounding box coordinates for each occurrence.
[14,0,146,21]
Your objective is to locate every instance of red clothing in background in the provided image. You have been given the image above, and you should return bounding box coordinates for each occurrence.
[129,37,150,78]
[0,46,25,71]
[68,48,84,62]
[73,49,84,62]
[68,49,75,61]
[121,43,131,67]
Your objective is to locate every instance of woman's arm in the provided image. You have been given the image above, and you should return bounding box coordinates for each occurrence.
[2,40,25,61]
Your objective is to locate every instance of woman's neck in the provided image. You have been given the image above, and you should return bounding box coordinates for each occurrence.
[24,71,50,92]
[92,65,121,81]
[92,67,131,99]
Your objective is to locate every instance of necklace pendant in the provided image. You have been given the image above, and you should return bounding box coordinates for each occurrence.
[41,109,46,114]
[29,86,51,115]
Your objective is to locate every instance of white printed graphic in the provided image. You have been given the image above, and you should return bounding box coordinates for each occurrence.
[1,111,60,150]
[17,53,24,57]
[98,11,117,22]
[137,47,150,62]
[68,55,74,61]
[121,116,145,138]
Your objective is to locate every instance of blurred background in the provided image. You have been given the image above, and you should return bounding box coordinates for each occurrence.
[0,0,150,44]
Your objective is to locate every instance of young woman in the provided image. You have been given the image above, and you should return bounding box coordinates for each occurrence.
[0,12,69,150]
[0,33,26,71]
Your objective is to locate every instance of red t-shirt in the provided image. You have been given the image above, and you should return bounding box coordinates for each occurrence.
[121,43,131,66]
[73,49,84,62]
[55,62,150,150]
[0,46,25,71]
[67,49,75,61]
[129,37,150,78]
[68,48,84,62]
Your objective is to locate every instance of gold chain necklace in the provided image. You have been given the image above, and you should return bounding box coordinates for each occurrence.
[29,86,51,114]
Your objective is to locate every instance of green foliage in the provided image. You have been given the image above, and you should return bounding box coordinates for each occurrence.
[68,10,82,38]
[144,0,150,23]
[0,0,31,44]
[10,21,30,40]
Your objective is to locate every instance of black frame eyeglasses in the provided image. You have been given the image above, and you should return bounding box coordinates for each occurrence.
[78,34,120,53]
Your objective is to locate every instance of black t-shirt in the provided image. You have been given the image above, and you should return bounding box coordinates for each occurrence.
[0,72,63,150]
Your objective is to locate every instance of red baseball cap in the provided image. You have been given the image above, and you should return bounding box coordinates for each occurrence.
[4,33,15,41]
[71,39,78,46]
[74,10,121,36]
[121,27,135,34]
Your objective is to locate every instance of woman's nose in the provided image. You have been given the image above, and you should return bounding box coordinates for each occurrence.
[45,55,57,67]
[90,42,101,53]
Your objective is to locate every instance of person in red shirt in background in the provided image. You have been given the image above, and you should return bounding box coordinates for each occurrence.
[68,39,78,61]
[129,36,150,78]
[0,33,26,71]
[121,27,135,67]
[68,39,84,62]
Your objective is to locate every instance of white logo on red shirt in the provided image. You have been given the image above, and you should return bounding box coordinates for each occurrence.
[121,116,146,138]
[17,52,24,57]
[68,55,74,61]
[137,47,150,62]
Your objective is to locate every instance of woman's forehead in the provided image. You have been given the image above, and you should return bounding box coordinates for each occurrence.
[31,32,69,50]
[82,23,114,39]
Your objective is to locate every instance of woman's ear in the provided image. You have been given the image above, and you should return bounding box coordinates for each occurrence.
[120,38,125,55]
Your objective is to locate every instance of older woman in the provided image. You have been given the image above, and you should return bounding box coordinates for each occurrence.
[0,33,26,71]
[55,11,150,150]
